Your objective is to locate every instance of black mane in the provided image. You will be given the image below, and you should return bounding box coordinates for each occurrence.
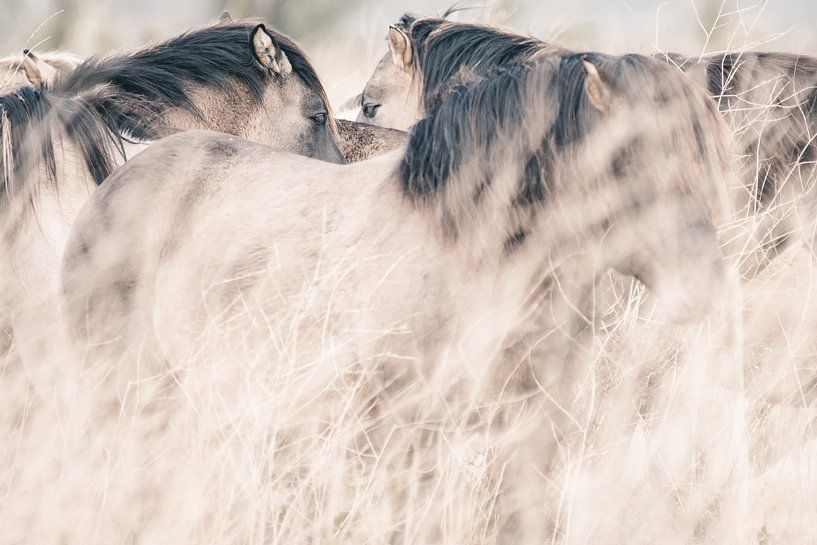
[400,57,557,207]
[1,86,127,206]
[401,16,562,112]
[0,21,331,209]
[399,52,729,242]
[55,22,331,139]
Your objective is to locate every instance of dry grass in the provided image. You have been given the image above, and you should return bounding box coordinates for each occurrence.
[4,246,816,544]
[3,5,817,545]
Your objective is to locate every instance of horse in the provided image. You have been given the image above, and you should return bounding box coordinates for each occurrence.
[351,15,563,131]
[352,16,817,278]
[0,46,407,165]
[0,49,83,93]
[663,52,817,275]
[57,50,734,542]
[0,17,347,370]
[60,48,732,428]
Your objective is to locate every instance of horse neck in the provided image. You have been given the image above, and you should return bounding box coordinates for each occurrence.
[158,83,254,137]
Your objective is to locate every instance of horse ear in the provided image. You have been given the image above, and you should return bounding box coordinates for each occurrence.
[251,24,292,77]
[387,25,413,71]
[219,11,232,23]
[20,50,55,87]
[582,59,612,112]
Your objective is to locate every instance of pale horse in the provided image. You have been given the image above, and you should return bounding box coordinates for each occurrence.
[1,17,346,374]
[352,14,817,278]
[60,52,733,418]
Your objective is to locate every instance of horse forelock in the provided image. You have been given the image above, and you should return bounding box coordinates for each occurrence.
[395,4,475,31]
[54,21,336,136]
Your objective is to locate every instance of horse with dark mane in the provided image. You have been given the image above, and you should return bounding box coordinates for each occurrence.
[354,15,817,278]
[0,17,345,368]
[62,48,731,418]
[353,15,563,129]
[58,49,734,542]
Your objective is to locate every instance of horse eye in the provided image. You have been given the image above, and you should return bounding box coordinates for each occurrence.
[363,103,381,118]
[311,113,327,126]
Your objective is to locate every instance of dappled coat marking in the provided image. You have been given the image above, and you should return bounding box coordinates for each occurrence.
[62,52,732,415]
